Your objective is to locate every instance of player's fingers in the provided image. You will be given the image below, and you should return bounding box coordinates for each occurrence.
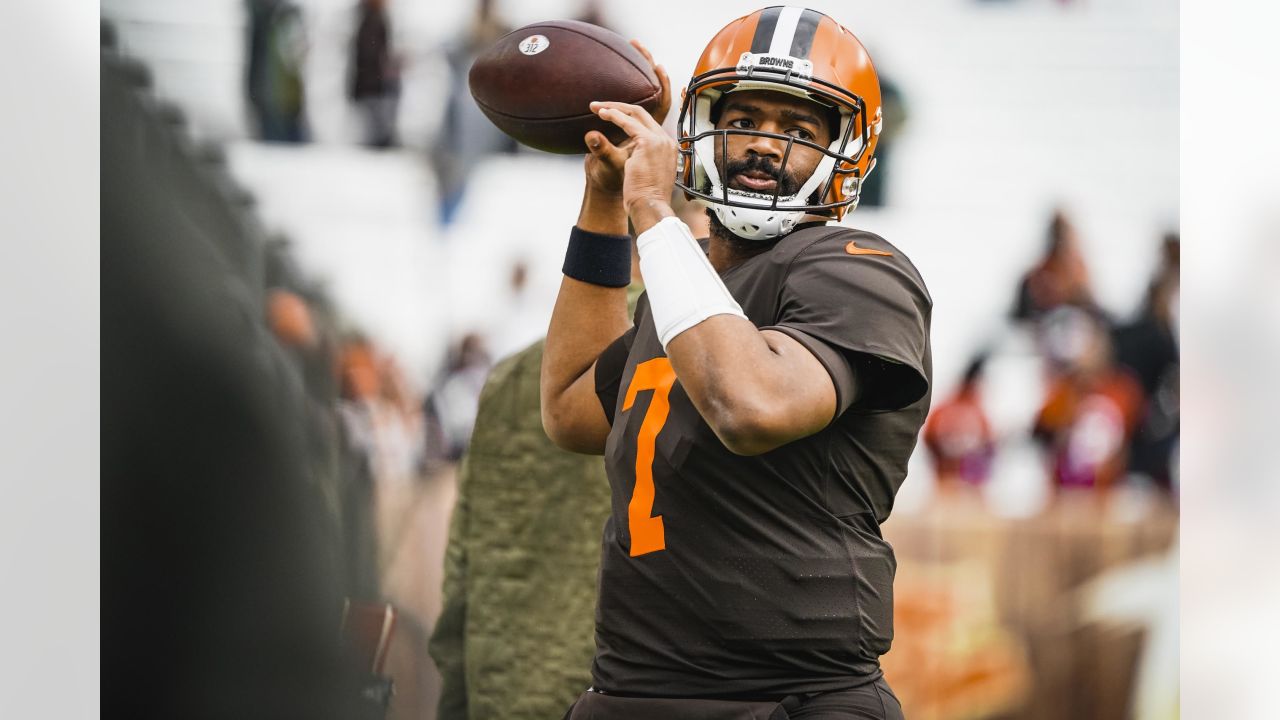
[584,130,615,157]
[592,101,665,135]
[590,102,650,138]
[584,130,630,163]
[590,101,645,118]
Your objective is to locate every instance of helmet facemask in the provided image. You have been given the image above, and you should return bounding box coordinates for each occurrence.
[676,64,875,241]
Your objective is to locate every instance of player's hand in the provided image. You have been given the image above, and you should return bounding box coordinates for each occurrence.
[589,100,677,229]
[629,40,671,126]
[581,40,669,198]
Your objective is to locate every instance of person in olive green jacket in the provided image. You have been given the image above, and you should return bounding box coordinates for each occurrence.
[429,285,644,720]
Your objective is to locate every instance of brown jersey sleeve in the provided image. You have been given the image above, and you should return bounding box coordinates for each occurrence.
[761,232,931,414]
[594,324,638,425]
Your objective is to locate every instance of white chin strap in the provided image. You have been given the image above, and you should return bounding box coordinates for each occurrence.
[709,188,813,241]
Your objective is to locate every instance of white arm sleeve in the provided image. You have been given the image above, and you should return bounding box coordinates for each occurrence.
[636,216,748,351]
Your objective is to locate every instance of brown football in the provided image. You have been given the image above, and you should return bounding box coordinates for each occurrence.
[468,20,662,155]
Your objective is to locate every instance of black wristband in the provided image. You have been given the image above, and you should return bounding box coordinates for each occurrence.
[562,226,632,288]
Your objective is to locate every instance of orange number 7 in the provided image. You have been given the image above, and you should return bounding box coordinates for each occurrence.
[621,357,677,557]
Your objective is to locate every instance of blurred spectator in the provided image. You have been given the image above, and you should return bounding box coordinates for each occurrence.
[336,338,388,600]
[1113,233,1178,394]
[338,339,426,485]
[1113,232,1179,490]
[1032,307,1144,491]
[922,354,996,487]
[349,0,402,148]
[856,73,906,208]
[424,333,493,462]
[268,287,317,348]
[1012,209,1095,321]
[430,0,516,226]
[263,238,345,420]
[333,339,427,606]
[246,0,309,143]
[375,356,427,480]
[340,339,382,406]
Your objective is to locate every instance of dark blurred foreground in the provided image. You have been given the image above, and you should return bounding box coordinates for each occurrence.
[102,28,375,718]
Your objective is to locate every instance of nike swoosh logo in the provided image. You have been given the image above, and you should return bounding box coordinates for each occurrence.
[845,241,893,257]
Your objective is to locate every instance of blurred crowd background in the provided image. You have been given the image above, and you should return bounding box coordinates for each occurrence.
[101,0,1179,718]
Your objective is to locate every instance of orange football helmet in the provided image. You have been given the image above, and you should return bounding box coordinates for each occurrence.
[676,6,883,240]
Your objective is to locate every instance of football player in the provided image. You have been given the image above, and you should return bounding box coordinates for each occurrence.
[542,7,932,719]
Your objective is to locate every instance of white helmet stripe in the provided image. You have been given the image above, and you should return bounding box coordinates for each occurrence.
[767,7,806,56]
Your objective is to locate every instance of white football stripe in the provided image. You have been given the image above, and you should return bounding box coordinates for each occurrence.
[768,6,805,56]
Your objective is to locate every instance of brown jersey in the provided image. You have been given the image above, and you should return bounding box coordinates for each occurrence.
[591,223,932,697]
